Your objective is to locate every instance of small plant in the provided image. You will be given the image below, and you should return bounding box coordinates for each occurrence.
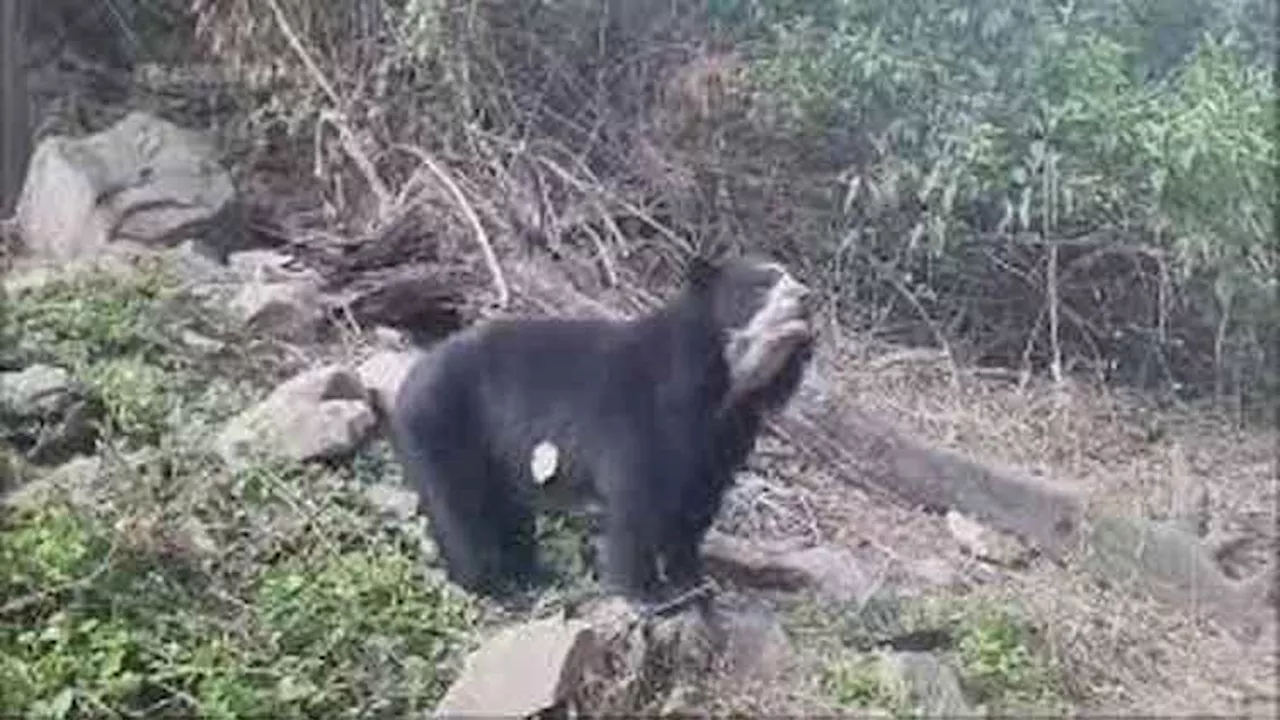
[8,265,176,371]
[83,357,175,445]
[951,604,1065,713]
[822,652,914,716]
[904,597,1067,715]
[1,403,482,720]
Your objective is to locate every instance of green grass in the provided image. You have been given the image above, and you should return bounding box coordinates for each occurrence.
[796,590,1069,717]
[822,652,911,716]
[1,263,484,719]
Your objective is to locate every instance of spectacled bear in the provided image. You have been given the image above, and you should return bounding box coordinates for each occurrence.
[388,255,815,608]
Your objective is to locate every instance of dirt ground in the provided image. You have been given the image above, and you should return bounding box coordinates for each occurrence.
[720,332,1278,715]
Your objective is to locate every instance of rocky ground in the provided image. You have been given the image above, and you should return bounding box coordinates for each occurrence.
[1,112,1276,718]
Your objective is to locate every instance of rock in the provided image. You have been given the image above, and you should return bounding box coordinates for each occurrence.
[719,600,795,682]
[13,111,236,264]
[226,249,322,284]
[229,279,326,343]
[0,365,102,466]
[702,531,874,603]
[371,326,410,349]
[434,616,598,718]
[946,510,1034,568]
[179,329,226,354]
[364,482,418,522]
[0,364,76,417]
[356,349,421,419]
[572,596,721,713]
[3,455,103,510]
[1081,513,1264,640]
[164,240,234,285]
[24,397,101,466]
[216,365,377,468]
[908,557,964,590]
[218,398,376,469]
[881,651,974,716]
[270,363,369,404]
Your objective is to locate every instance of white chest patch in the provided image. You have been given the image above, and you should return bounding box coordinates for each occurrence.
[530,440,560,484]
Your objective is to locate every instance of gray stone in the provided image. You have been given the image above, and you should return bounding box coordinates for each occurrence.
[364,482,418,522]
[229,280,326,343]
[371,326,409,349]
[218,398,376,468]
[720,602,795,682]
[882,651,975,717]
[0,364,75,417]
[215,365,377,468]
[946,510,1034,567]
[356,349,421,419]
[702,531,874,603]
[13,111,235,264]
[434,617,598,717]
[270,364,368,404]
[226,249,321,284]
[3,455,103,510]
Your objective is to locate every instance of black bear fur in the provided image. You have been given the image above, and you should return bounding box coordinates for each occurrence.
[388,256,814,606]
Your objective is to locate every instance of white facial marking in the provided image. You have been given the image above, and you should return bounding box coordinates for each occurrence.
[724,265,813,405]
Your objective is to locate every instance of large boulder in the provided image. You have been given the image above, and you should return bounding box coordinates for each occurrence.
[13,111,237,264]
[216,364,377,468]
[0,364,101,465]
[434,616,599,717]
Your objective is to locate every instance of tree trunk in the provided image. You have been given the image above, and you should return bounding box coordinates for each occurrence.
[1,0,31,216]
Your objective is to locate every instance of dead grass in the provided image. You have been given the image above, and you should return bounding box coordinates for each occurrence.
[734,335,1280,716]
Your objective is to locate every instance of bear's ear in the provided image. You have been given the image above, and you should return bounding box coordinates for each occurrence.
[685,255,719,290]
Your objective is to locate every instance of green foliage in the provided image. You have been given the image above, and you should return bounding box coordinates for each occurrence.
[8,265,175,370]
[6,266,265,446]
[8,267,182,446]
[724,0,1278,411]
[822,653,909,715]
[534,511,597,586]
[1,263,482,719]
[0,463,480,719]
[800,592,1067,717]
[80,357,174,445]
[914,598,1067,714]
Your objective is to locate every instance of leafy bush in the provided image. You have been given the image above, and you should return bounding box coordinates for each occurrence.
[718,0,1277,415]
[0,462,479,719]
[1,264,482,718]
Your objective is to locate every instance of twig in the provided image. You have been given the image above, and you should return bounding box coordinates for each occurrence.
[263,0,392,215]
[317,110,393,217]
[474,130,695,255]
[641,579,716,619]
[865,255,962,394]
[394,143,510,309]
[1048,242,1063,385]
[262,0,337,104]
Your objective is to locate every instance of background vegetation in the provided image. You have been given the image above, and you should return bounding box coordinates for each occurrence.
[18,0,1276,419]
[2,0,1276,716]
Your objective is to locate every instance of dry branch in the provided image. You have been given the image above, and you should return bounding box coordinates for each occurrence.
[263,0,393,215]
[395,143,511,309]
